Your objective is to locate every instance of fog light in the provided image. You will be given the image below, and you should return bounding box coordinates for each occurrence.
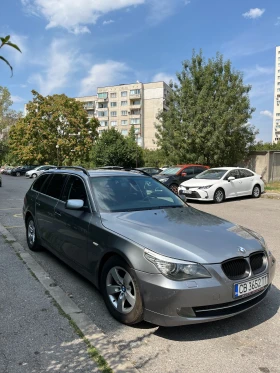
[176,307,196,318]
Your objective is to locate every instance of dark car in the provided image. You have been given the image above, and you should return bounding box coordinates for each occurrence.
[136,167,162,176]
[11,165,39,176]
[23,166,275,327]
[153,164,209,194]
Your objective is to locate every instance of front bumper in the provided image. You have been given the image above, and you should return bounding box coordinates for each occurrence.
[178,186,213,201]
[136,254,276,327]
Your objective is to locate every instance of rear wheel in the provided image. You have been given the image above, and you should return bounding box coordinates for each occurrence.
[252,185,261,198]
[170,184,179,195]
[100,256,143,325]
[16,171,21,177]
[214,188,225,203]
[26,216,41,252]
[32,173,37,178]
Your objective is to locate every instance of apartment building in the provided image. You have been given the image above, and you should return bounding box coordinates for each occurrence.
[76,81,170,149]
[273,46,280,143]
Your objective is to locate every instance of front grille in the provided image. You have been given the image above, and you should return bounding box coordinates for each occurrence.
[193,286,270,317]
[222,258,250,280]
[250,252,266,275]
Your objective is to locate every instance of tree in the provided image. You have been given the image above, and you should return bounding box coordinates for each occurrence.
[0,35,21,76]
[8,90,99,165]
[91,128,144,168]
[251,141,280,151]
[156,50,257,167]
[143,148,167,167]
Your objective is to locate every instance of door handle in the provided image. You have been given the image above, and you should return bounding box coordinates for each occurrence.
[36,202,40,206]
[55,211,61,217]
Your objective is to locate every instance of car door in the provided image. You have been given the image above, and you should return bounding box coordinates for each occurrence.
[35,173,68,249]
[54,175,92,269]
[178,167,194,184]
[238,169,255,195]
[223,169,242,198]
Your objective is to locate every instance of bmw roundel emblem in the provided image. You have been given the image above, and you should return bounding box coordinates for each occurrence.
[238,247,246,254]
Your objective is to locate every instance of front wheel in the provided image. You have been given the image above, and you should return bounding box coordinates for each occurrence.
[100,256,143,325]
[26,216,41,251]
[16,172,21,177]
[252,185,261,198]
[213,188,225,203]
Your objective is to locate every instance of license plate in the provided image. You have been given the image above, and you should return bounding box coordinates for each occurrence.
[184,190,192,195]
[234,275,268,298]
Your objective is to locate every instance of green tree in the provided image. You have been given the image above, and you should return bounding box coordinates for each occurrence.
[156,50,257,167]
[251,141,280,151]
[9,90,99,165]
[91,128,144,168]
[143,148,167,167]
[0,35,21,76]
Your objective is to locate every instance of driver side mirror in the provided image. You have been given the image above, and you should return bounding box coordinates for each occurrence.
[65,199,84,210]
[228,176,235,182]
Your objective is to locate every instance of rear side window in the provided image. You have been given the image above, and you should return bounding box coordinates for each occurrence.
[44,173,68,199]
[226,169,240,179]
[239,169,254,178]
[195,167,207,174]
[32,174,50,192]
[62,176,88,206]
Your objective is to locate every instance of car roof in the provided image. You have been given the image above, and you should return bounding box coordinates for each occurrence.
[46,168,149,178]
[176,164,208,168]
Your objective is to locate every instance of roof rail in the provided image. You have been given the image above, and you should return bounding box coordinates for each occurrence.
[55,166,90,176]
[98,167,151,177]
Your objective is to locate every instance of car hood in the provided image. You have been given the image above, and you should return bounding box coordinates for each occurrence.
[180,179,220,187]
[100,207,264,264]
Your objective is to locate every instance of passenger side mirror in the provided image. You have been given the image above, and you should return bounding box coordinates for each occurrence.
[181,172,187,177]
[228,176,235,182]
[65,199,84,210]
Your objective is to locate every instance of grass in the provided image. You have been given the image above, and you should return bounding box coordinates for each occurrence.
[265,181,280,194]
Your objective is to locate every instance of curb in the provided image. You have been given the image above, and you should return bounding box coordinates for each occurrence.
[0,223,139,373]
[261,192,280,199]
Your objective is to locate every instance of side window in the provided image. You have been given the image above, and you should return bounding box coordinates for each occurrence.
[182,167,194,175]
[44,173,68,199]
[62,176,89,207]
[32,174,50,192]
[226,170,240,179]
[194,167,205,174]
[239,169,254,178]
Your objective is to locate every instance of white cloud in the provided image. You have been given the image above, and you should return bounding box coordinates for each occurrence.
[152,72,174,83]
[275,17,280,26]
[28,39,79,96]
[80,60,131,96]
[242,8,265,19]
[243,65,274,80]
[11,95,25,103]
[147,0,180,25]
[103,19,114,25]
[260,110,273,118]
[21,0,145,34]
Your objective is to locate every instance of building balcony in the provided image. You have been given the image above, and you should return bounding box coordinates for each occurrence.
[97,96,108,102]
[129,104,141,110]
[129,94,141,99]
[84,104,95,109]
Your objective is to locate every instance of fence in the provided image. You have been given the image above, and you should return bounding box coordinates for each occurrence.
[239,151,280,182]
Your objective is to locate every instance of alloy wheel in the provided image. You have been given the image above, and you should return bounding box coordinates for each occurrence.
[28,220,36,246]
[106,266,136,314]
[214,189,224,203]
[253,186,260,198]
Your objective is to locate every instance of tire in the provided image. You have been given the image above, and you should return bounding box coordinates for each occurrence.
[26,216,41,252]
[0,182,2,187]
[16,172,21,177]
[100,256,143,325]
[213,188,225,203]
[32,173,37,178]
[170,184,179,195]
[252,185,261,198]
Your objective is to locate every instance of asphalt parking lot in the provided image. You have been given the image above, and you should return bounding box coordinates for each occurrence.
[0,174,279,373]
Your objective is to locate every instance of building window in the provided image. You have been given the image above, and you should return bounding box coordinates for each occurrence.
[130,109,140,115]
[130,89,141,95]
[110,102,117,107]
[131,118,140,124]
[110,121,117,126]
[121,101,127,106]
[97,111,108,117]
[121,130,128,136]
[100,121,108,127]
[121,110,128,116]
[121,91,127,97]
[278,82,280,85]
[121,120,127,125]
[87,110,94,116]
[99,129,105,134]
[111,111,117,117]
[278,64,280,67]
[277,89,280,92]
[110,92,117,98]
[135,128,140,134]
[276,113,280,116]
[277,101,280,106]
[84,101,94,108]
[131,100,141,106]
[98,92,108,99]
[98,102,108,108]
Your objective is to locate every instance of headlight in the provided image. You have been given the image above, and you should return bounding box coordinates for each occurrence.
[198,185,213,189]
[159,178,169,183]
[144,249,211,281]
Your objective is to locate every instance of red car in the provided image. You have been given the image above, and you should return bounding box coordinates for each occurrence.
[153,164,209,194]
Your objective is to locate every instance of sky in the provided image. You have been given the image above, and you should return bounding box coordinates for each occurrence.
[0,0,279,142]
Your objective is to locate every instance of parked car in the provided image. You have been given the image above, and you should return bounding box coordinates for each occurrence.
[5,166,14,175]
[136,167,162,176]
[11,165,38,176]
[178,167,264,203]
[153,164,209,194]
[25,165,56,178]
[23,167,275,326]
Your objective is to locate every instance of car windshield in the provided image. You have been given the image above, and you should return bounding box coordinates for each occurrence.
[194,169,228,180]
[159,167,181,175]
[90,175,185,212]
